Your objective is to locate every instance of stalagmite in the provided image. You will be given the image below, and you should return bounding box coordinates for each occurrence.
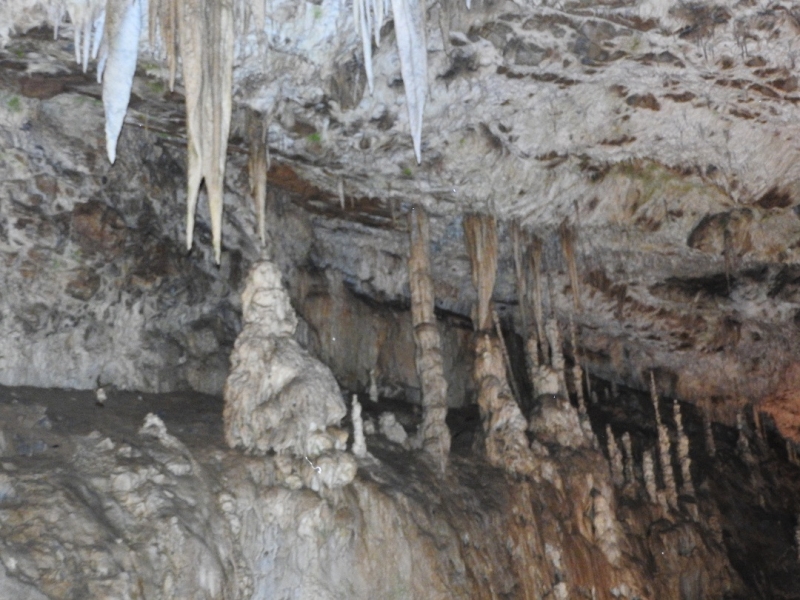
[569,316,586,415]
[351,394,367,458]
[736,412,756,468]
[464,214,535,475]
[530,236,549,366]
[223,262,356,488]
[643,449,658,505]
[606,425,624,488]
[788,440,799,466]
[408,206,450,471]
[651,372,678,510]
[368,367,379,404]
[674,400,694,497]
[753,405,766,443]
[703,409,717,457]
[621,432,634,485]
[247,109,269,246]
[99,0,142,164]
[180,0,234,263]
[792,523,800,566]
[545,319,569,399]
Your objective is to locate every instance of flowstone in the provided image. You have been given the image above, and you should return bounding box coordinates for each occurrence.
[223,261,355,487]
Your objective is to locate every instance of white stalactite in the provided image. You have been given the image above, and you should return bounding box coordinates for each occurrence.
[390,0,427,163]
[99,0,141,164]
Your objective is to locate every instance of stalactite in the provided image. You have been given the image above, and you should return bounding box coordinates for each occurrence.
[149,0,179,90]
[559,220,581,312]
[493,309,522,406]
[390,0,427,163]
[464,214,535,476]
[511,222,529,339]
[650,372,678,510]
[642,449,658,505]
[673,400,694,497]
[180,0,234,264]
[464,214,497,333]
[99,0,142,164]
[621,432,634,485]
[408,206,450,472]
[246,108,268,246]
[351,394,367,458]
[66,0,105,73]
[606,425,624,487]
[703,408,716,457]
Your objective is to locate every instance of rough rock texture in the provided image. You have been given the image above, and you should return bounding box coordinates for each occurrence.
[0,77,248,394]
[0,386,759,600]
[223,261,352,476]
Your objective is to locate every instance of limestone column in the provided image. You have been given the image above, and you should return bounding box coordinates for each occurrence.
[464,213,536,476]
[408,206,450,472]
[650,372,678,510]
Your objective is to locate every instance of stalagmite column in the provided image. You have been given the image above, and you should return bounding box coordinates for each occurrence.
[530,236,549,367]
[224,262,356,489]
[736,412,756,468]
[408,206,450,471]
[606,425,624,488]
[464,214,536,475]
[643,449,659,505]
[621,432,634,485]
[673,400,694,497]
[546,319,569,399]
[368,367,379,404]
[351,395,367,458]
[569,316,587,415]
[650,372,678,510]
[246,108,269,246]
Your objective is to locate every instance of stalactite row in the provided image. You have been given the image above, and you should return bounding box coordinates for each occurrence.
[650,372,679,511]
[54,0,431,261]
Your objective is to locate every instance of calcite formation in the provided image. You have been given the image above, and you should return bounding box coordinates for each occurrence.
[224,261,355,488]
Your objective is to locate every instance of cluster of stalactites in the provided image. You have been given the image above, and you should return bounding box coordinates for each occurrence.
[55,0,430,262]
[54,0,233,263]
[355,0,428,163]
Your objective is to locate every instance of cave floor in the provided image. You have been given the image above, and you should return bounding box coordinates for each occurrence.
[1,384,800,598]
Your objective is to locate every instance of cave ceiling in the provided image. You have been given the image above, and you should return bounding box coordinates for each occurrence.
[4,0,800,421]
